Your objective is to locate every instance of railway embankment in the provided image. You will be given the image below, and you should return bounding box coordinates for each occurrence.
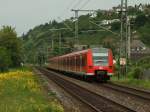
[37,67,150,112]
[111,56,150,90]
[111,76,150,91]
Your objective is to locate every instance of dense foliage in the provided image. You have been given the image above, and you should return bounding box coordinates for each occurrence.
[139,22,150,46]
[22,4,150,65]
[0,47,11,71]
[0,26,23,71]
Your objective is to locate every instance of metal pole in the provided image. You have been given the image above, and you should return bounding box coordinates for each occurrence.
[119,0,124,79]
[71,9,97,46]
[51,38,54,51]
[50,38,54,57]
[75,10,79,45]
[128,18,131,59]
[49,28,70,55]
[46,46,49,63]
[59,32,62,55]
[125,0,128,76]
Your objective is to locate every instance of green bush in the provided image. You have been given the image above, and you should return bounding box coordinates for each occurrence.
[0,47,12,72]
[132,67,143,79]
[0,26,23,68]
[136,56,150,70]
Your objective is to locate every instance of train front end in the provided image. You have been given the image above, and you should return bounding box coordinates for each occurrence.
[87,48,114,81]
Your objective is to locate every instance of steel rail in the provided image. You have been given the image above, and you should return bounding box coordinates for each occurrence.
[102,82,150,101]
[37,67,136,112]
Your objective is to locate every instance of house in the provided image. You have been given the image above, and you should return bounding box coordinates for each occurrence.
[100,19,120,25]
[130,37,150,60]
[135,3,144,11]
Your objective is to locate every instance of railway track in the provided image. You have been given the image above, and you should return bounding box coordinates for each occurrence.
[101,82,150,101]
[37,67,136,112]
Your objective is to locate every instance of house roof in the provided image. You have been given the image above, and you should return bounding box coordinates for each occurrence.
[131,39,146,48]
[131,48,150,53]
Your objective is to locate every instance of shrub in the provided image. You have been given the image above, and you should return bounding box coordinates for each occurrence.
[132,67,143,79]
[0,47,12,72]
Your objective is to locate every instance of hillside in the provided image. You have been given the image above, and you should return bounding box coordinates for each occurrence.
[22,4,150,64]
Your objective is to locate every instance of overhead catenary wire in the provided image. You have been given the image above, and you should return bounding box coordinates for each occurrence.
[55,0,82,32]
[58,0,91,23]
[72,0,85,9]
[59,0,77,18]
[66,0,77,10]
[55,17,73,32]
[79,0,91,10]
[57,0,87,25]
[71,0,96,46]
[90,21,120,36]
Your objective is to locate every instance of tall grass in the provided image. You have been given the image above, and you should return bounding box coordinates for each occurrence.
[111,76,150,90]
[0,70,63,112]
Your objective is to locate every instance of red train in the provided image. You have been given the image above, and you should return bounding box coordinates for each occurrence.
[48,48,114,81]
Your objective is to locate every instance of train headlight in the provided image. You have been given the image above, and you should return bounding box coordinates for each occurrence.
[99,67,103,70]
[109,66,113,69]
[89,66,93,69]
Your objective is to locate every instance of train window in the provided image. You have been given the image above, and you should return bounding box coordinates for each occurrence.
[93,53,108,66]
[80,55,82,66]
[75,56,76,66]
[68,58,69,65]
[76,56,80,66]
[66,57,68,65]
[71,57,73,66]
[82,54,86,66]
[70,57,72,66]
[64,59,65,65]
[75,56,77,66]
[78,56,80,66]
[64,59,66,65]
[74,56,76,66]
[65,58,67,67]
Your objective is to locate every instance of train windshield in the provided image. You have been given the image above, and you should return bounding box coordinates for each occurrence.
[92,48,108,66]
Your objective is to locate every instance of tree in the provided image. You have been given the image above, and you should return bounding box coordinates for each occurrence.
[102,37,117,55]
[139,24,150,46]
[111,22,120,31]
[0,47,12,72]
[0,26,22,67]
[135,14,147,27]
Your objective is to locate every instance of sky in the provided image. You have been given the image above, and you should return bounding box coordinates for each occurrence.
[0,0,149,36]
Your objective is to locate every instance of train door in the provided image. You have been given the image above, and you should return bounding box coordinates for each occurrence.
[81,53,87,73]
[80,54,82,72]
[86,50,94,74]
[108,50,114,75]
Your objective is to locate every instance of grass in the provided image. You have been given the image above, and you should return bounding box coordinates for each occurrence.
[111,76,150,90]
[0,68,64,112]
